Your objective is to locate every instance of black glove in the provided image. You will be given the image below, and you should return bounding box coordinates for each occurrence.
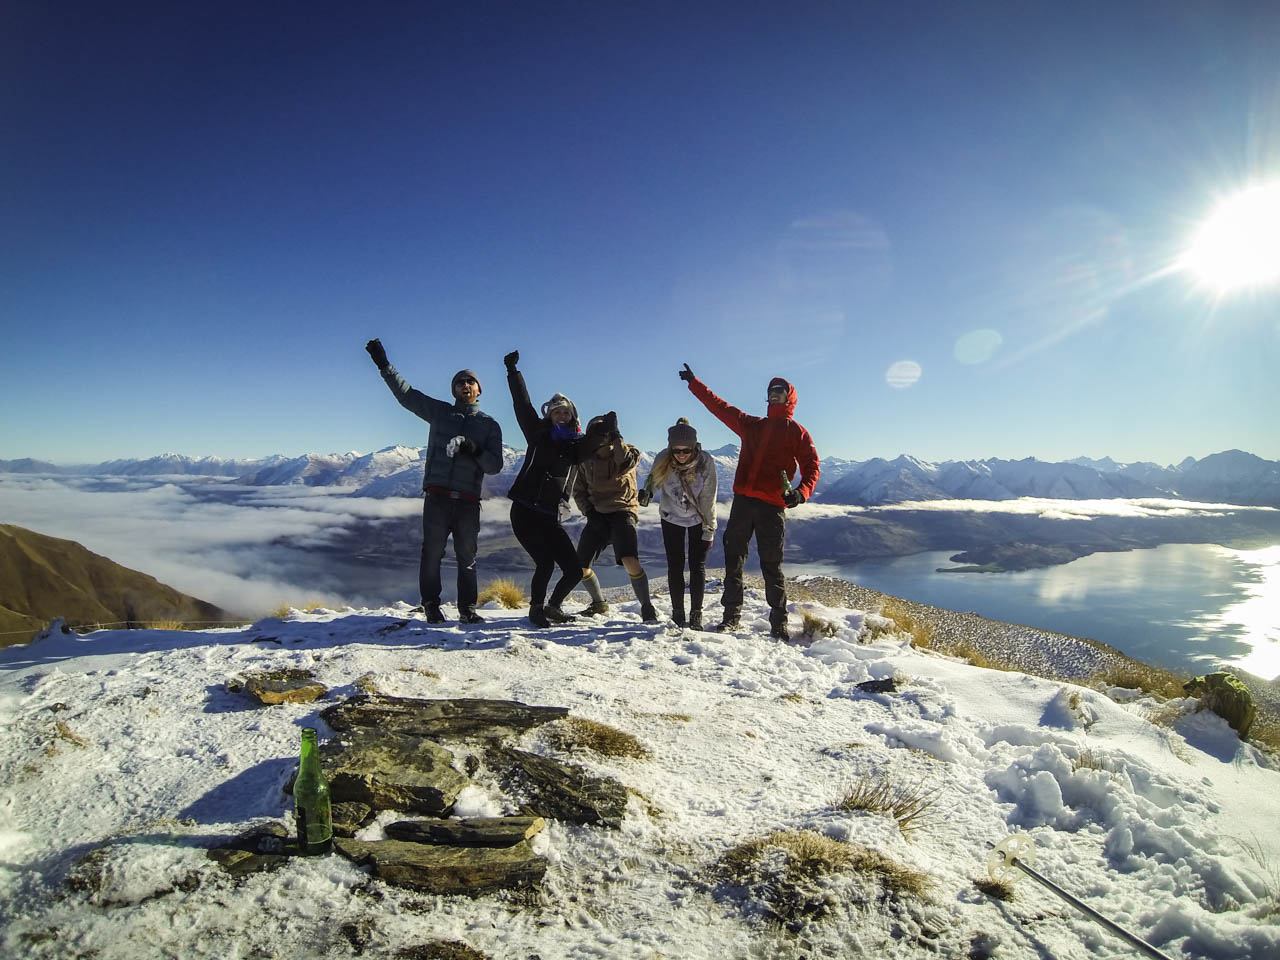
[366,338,389,370]
[783,489,805,509]
[504,350,519,371]
[679,363,695,383]
[637,488,652,507]
[455,437,478,456]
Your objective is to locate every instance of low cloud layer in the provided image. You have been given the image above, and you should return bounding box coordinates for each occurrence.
[0,477,428,616]
[790,496,1276,522]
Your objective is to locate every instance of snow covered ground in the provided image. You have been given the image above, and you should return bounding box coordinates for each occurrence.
[1,582,1277,959]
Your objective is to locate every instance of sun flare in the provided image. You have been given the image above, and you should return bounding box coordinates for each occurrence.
[1182,181,1280,293]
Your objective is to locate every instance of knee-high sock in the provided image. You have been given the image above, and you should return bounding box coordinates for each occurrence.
[629,570,652,607]
[582,570,606,604]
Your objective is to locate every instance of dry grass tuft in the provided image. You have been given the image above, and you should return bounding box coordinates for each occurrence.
[800,612,840,639]
[974,877,1015,901]
[477,578,527,609]
[780,691,808,704]
[835,771,939,837]
[543,716,652,761]
[716,830,930,926]
[54,720,89,748]
[1248,716,1280,754]
[877,600,935,648]
[1072,748,1104,772]
[144,619,186,631]
[1088,662,1188,701]
[355,673,381,695]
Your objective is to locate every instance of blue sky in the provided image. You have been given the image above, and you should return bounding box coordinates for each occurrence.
[3,1,1278,466]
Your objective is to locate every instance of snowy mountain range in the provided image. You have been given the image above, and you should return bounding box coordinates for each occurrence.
[4,448,1279,507]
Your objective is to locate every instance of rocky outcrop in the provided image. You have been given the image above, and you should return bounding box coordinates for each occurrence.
[488,746,630,828]
[334,838,547,895]
[320,727,468,815]
[385,816,545,847]
[210,696,632,897]
[240,669,328,705]
[321,695,569,740]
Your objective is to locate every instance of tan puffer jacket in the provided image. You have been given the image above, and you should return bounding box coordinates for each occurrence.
[572,440,641,516]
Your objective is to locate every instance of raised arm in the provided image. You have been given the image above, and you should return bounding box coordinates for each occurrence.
[366,339,449,423]
[504,350,542,441]
[680,363,750,438]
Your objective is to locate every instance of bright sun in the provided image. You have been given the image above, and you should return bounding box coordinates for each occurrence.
[1182,181,1280,293]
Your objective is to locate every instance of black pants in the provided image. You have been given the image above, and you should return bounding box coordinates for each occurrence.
[662,520,709,615]
[509,500,582,607]
[421,494,481,614]
[721,494,786,617]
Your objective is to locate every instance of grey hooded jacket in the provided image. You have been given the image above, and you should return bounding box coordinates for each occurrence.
[379,365,503,496]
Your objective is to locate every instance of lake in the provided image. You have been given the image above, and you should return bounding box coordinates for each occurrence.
[792,543,1280,681]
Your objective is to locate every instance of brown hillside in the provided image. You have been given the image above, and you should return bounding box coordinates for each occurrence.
[0,524,229,647]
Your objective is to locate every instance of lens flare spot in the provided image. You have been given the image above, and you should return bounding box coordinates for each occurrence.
[885,360,922,389]
[954,329,1004,365]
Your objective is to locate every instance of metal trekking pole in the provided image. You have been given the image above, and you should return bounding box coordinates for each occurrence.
[986,835,1176,960]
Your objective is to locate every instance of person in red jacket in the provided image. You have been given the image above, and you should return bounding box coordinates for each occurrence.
[679,363,819,639]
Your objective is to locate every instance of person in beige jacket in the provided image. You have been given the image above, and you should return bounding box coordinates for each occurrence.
[572,411,657,622]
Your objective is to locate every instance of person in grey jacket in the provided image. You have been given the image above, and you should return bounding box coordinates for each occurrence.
[366,338,503,624]
[639,418,718,628]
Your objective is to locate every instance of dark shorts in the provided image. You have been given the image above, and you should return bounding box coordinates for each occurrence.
[576,509,639,566]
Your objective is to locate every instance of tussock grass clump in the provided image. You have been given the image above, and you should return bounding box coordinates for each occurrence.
[266,600,332,619]
[477,578,526,609]
[1088,662,1187,702]
[974,877,1015,900]
[543,716,652,761]
[1072,748,1104,772]
[144,619,187,631]
[836,772,939,837]
[1249,716,1280,754]
[780,691,808,704]
[876,601,935,648]
[715,830,929,926]
[800,611,839,639]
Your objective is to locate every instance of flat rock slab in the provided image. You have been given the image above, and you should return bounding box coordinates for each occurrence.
[321,727,468,815]
[322,695,569,740]
[207,822,292,876]
[385,816,545,848]
[489,747,629,828]
[241,669,327,705]
[332,801,373,838]
[335,838,547,895]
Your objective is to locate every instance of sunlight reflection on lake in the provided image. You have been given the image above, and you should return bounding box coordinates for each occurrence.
[794,542,1280,680]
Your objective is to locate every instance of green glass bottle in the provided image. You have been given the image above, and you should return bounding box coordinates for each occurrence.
[293,727,332,855]
[781,470,794,495]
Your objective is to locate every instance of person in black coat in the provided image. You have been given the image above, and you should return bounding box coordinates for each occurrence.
[503,350,584,626]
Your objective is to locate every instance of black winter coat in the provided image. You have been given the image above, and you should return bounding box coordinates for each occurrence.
[505,370,581,516]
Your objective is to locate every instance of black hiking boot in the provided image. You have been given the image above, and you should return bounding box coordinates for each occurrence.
[688,610,703,630]
[769,608,789,641]
[640,604,659,623]
[528,605,550,628]
[459,610,485,624]
[716,610,741,633]
[545,605,575,623]
[423,603,446,624]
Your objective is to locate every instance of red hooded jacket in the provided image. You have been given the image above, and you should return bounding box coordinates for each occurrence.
[688,376,820,508]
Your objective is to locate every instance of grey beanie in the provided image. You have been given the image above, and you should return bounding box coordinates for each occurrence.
[541,393,578,424]
[452,369,481,396]
[668,417,698,447]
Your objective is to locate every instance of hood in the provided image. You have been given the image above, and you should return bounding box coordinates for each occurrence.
[767,377,797,418]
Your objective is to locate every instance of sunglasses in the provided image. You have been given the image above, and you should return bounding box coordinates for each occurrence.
[456,378,478,386]
[671,447,694,456]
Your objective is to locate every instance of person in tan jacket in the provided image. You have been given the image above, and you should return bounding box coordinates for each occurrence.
[572,411,657,622]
